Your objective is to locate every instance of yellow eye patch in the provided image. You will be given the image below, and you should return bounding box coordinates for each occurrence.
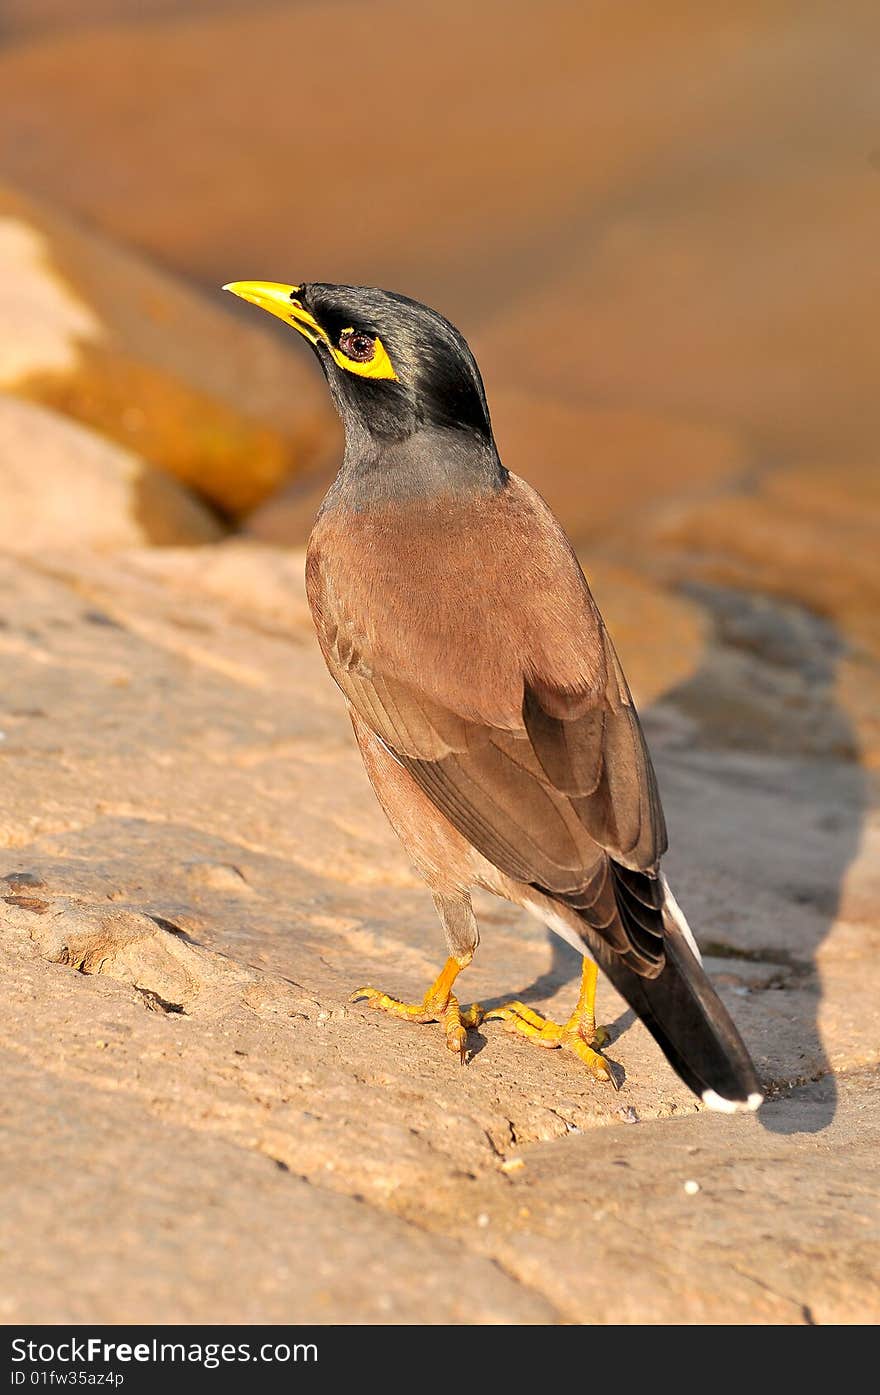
[329,328,398,381]
[221,283,398,382]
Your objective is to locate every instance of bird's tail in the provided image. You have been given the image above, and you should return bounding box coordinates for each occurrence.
[548,877,764,1112]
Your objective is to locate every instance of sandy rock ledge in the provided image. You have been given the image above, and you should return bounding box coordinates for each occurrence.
[0,542,878,1323]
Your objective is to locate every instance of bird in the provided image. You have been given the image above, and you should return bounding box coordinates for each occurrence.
[223,278,763,1113]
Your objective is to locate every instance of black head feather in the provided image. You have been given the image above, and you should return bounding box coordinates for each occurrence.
[298,283,494,445]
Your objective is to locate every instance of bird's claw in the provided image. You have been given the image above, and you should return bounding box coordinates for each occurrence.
[349,970,618,1088]
[485,1000,619,1091]
[348,973,483,1065]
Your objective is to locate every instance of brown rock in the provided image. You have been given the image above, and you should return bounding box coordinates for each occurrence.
[3,1055,556,1324]
[0,394,222,549]
[0,0,876,478]
[0,183,331,515]
[490,393,748,545]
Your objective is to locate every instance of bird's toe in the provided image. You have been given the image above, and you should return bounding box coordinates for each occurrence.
[564,1033,620,1089]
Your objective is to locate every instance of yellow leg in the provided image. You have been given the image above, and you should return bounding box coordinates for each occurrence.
[569,957,607,1047]
[484,958,616,1088]
[351,956,483,1060]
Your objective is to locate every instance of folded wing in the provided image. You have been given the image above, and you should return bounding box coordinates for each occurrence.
[307,475,668,978]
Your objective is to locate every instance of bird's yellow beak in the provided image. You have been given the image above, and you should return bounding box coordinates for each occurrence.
[222,280,328,346]
[224,279,399,381]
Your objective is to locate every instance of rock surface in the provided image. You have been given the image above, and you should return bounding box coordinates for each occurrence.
[0,183,330,515]
[1,542,877,1323]
[0,394,222,549]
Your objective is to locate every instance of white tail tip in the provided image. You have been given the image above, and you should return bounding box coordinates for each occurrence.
[702,1088,764,1114]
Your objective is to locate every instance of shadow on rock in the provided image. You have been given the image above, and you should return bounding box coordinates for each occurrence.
[478,930,582,1013]
[647,583,866,1134]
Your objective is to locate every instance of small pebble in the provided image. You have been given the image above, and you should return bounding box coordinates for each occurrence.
[620,1106,639,1124]
[476,1212,490,1228]
[683,1179,700,1195]
[500,1157,525,1175]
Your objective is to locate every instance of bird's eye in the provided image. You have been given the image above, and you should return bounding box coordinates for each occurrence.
[339,329,376,363]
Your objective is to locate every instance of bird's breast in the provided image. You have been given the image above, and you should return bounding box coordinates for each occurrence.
[305,476,607,726]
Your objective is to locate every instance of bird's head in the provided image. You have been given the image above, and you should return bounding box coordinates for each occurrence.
[223,281,493,447]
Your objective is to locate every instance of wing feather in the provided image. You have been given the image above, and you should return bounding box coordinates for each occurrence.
[306,475,669,976]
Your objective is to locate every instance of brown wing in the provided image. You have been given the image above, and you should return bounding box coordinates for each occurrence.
[306,475,668,975]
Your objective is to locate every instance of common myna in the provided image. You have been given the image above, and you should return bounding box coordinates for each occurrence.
[224,280,763,1113]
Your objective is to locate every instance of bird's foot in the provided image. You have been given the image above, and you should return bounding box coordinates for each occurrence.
[483,999,617,1088]
[351,958,484,1061]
